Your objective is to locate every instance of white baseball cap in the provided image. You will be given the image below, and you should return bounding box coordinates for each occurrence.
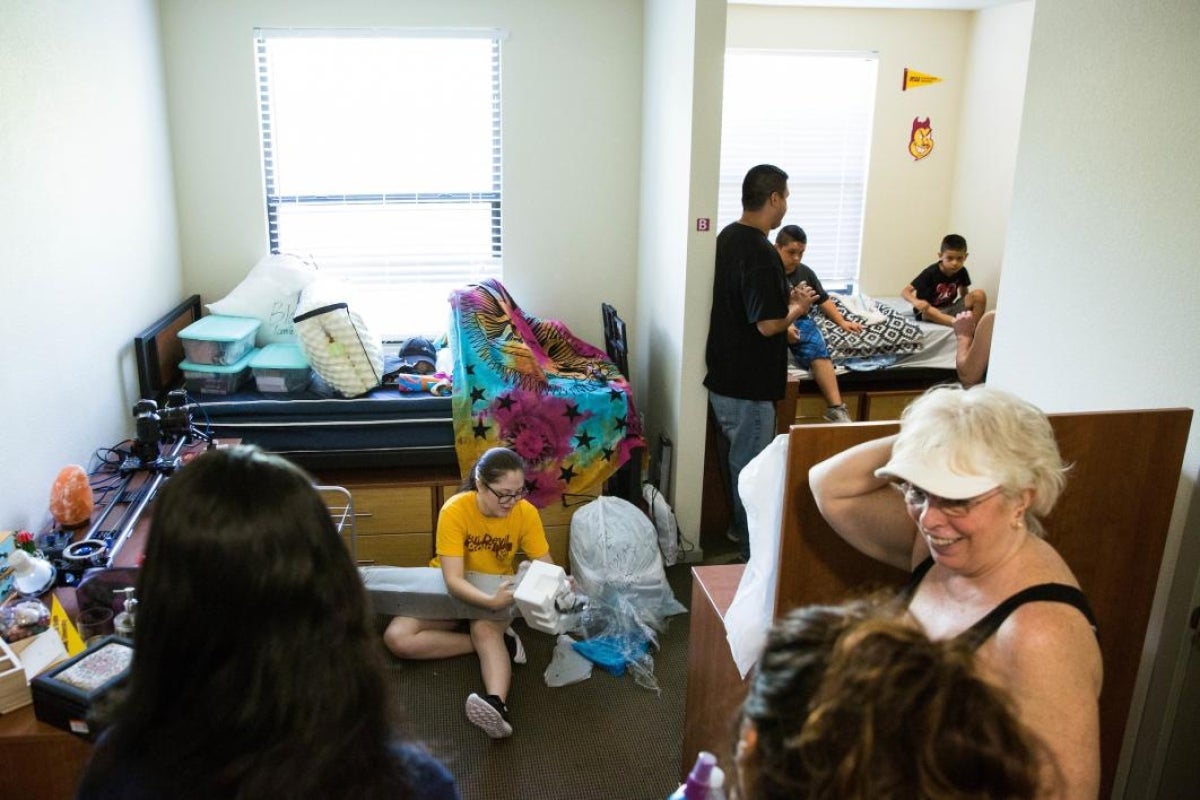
[874,447,999,500]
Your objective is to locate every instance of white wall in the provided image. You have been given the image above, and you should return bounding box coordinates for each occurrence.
[637,0,727,555]
[948,0,1034,310]
[725,6,973,297]
[0,0,181,526]
[157,0,644,350]
[994,0,1200,794]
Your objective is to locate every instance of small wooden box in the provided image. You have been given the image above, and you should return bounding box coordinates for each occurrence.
[0,628,69,713]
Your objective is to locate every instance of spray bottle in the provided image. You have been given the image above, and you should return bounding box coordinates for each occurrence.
[668,751,723,800]
[114,586,137,638]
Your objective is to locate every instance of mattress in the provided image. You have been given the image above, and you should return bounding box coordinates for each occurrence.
[790,295,957,381]
[194,385,456,470]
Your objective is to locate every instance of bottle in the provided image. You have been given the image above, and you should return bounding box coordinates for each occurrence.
[707,766,727,800]
[668,751,719,800]
[114,586,137,638]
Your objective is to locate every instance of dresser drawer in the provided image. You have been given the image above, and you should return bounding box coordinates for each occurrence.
[539,482,601,527]
[794,392,862,424]
[862,390,923,421]
[350,532,434,567]
[539,524,571,572]
[348,486,435,535]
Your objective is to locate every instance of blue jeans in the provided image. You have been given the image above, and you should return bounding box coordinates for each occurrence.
[709,391,776,559]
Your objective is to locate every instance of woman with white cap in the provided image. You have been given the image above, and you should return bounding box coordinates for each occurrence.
[808,384,1102,799]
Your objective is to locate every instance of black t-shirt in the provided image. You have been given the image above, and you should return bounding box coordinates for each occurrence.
[786,263,829,305]
[704,222,790,401]
[910,262,972,314]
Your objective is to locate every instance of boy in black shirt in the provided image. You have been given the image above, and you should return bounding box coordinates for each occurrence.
[901,233,988,326]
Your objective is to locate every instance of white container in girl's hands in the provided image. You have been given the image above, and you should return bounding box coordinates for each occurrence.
[513,560,568,634]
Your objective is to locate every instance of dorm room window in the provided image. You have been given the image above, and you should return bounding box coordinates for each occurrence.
[254,29,503,338]
[718,51,878,291]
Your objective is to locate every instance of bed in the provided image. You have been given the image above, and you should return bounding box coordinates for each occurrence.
[781,294,959,427]
[133,287,644,502]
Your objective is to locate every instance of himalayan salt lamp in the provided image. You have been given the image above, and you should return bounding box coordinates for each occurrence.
[49,464,94,528]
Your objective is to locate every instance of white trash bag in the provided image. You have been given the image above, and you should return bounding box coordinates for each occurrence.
[569,496,687,624]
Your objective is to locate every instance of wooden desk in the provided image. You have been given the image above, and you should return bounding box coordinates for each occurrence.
[680,564,749,780]
[0,445,205,799]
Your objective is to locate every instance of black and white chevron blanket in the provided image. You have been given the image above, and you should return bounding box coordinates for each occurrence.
[810,295,925,362]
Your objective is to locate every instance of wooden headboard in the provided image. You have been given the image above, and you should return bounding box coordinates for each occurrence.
[134,294,202,402]
[775,409,1192,800]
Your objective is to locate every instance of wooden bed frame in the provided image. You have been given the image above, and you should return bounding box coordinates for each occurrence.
[133,293,202,402]
[683,408,1192,799]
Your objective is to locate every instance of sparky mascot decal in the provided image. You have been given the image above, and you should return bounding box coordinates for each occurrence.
[908,117,933,161]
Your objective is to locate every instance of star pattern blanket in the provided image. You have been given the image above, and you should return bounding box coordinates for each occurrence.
[449,280,645,508]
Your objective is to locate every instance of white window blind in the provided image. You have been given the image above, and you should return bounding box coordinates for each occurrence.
[255,29,503,336]
[718,51,878,289]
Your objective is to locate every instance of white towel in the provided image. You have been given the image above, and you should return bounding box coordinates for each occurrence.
[842,292,887,325]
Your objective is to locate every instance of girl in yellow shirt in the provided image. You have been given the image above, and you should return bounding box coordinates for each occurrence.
[383,447,555,739]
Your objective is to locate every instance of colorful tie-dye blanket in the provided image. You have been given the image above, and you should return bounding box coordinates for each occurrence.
[449,280,644,508]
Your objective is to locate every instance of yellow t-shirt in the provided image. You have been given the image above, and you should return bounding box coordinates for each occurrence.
[431,491,550,575]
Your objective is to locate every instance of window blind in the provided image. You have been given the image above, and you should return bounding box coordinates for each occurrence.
[255,29,503,335]
[718,51,878,289]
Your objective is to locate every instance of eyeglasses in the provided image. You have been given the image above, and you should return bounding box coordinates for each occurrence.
[895,482,1003,518]
[483,483,528,504]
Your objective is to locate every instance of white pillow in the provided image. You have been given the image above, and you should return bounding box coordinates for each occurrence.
[207,254,319,346]
[293,280,384,397]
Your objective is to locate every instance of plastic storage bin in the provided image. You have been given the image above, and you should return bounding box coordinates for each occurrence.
[514,560,569,635]
[249,343,312,393]
[179,349,256,395]
[178,315,260,366]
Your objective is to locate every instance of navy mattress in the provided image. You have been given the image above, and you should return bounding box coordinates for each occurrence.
[193,386,456,470]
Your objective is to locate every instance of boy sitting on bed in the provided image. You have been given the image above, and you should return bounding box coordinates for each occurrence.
[776,225,861,424]
[901,233,988,326]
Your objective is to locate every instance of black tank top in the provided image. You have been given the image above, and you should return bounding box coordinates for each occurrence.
[902,556,1099,651]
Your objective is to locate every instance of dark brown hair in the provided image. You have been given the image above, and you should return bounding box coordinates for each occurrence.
[737,601,1043,800]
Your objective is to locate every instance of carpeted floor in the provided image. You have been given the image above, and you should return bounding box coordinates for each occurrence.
[382,563,699,800]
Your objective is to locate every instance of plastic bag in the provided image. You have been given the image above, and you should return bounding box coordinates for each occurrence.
[568,496,687,626]
[642,483,680,567]
[569,585,662,692]
[544,634,594,687]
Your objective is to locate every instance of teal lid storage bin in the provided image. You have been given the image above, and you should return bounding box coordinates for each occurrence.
[179,348,257,395]
[249,343,312,393]
[178,315,260,366]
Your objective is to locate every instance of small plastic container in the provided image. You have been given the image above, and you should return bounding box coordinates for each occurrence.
[514,560,568,635]
[178,315,260,366]
[179,348,256,395]
[249,343,312,393]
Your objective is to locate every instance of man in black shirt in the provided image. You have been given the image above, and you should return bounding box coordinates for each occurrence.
[704,164,815,561]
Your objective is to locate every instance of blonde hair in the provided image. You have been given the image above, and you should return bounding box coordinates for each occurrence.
[893,384,1068,535]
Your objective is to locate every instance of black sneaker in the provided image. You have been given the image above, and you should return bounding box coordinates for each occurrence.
[465,692,513,738]
[504,626,527,665]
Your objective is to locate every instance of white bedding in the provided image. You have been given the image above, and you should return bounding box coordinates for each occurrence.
[789,295,956,379]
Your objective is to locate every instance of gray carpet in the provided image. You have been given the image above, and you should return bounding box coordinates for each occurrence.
[383,563,696,800]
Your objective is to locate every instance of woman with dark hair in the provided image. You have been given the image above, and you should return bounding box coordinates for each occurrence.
[76,445,458,800]
[735,600,1045,800]
[383,446,557,739]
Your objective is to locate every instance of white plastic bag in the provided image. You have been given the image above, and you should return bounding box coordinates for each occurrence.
[569,496,686,622]
[723,434,789,678]
[642,483,680,567]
